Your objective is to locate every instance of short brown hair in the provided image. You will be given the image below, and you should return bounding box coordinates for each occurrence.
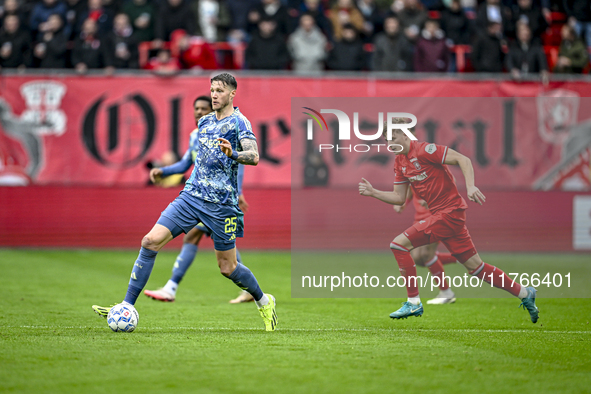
[382,117,416,138]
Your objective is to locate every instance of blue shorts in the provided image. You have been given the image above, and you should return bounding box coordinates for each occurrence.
[194,222,212,237]
[157,192,243,251]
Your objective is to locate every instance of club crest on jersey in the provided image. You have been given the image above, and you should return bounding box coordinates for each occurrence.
[401,167,406,173]
[425,144,437,154]
[410,157,421,170]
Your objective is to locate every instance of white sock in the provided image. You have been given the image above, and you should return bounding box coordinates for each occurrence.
[439,288,454,298]
[163,280,178,296]
[255,294,269,308]
[518,285,528,299]
[408,296,421,305]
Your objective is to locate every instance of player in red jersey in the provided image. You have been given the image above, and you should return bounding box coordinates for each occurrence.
[359,118,539,323]
[394,191,458,304]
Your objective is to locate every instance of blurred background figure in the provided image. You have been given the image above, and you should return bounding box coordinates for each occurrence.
[247,0,291,37]
[510,0,547,41]
[29,0,68,40]
[72,17,111,73]
[475,0,510,36]
[563,0,591,46]
[328,0,365,41]
[471,20,505,72]
[0,13,31,68]
[75,0,114,38]
[154,0,195,44]
[413,18,449,72]
[396,0,428,43]
[105,13,139,69]
[191,0,231,42]
[297,0,332,40]
[440,0,471,46]
[145,48,181,73]
[372,15,413,71]
[356,0,381,41]
[246,17,289,70]
[0,0,27,27]
[32,13,67,68]
[554,24,588,73]
[121,0,156,43]
[288,12,327,72]
[506,21,548,81]
[327,23,365,71]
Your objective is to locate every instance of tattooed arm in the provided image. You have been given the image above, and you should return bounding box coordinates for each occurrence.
[217,137,259,166]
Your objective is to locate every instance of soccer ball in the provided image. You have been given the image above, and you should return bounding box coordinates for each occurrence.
[107,303,139,332]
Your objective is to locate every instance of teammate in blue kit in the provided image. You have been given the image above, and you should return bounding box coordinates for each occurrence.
[92,73,277,331]
[143,95,254,304]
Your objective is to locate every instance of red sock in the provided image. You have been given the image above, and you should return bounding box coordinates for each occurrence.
[427,259,449,291]
[469,262,521,297]
[390,242,419,297]
[437,252,457,265]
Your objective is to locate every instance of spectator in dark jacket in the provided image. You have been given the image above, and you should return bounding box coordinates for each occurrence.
[29,0,69,39]
[0,14,31,68]
[76,0,115,38]
[440,0,471,45]
[105,13,138,68]
[563,0,591,46]
[226,0,257,31]
[506,21,548,79]
[154,0,195,42]
[248,0,292,37]
[510,0,547,40]
[245,18,289,69]
[372,15,413,71]
[64,0,86,39]
[397,0,428,42]
[471,21,504,72]
[72,17,111,72]
[0,0,27,27]
[356,0,382,40]
[475,0,511,36]
[554,24,588,73]
[327,23,365,70]
[413,18,448,72]
[121,0,156,42]
[33,13,68,67]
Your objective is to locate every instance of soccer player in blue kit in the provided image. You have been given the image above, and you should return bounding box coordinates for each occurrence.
[143,95,254,304]
[92,73,277,331]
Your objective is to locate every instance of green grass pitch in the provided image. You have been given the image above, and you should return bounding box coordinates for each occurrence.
[1,249,590,393]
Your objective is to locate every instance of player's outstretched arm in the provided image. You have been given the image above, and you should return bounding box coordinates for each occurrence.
[217,137,259,166]
[444,148,486,205]
[359,178,407,205]
[150,152,193,183]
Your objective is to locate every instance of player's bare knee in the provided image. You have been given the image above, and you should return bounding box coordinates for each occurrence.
[141,234,161,251]
[217,257,236,276]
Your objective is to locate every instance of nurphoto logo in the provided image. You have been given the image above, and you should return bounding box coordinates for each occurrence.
[303,108,417,153]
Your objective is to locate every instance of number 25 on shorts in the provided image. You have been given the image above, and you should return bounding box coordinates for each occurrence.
[224,217,237,233]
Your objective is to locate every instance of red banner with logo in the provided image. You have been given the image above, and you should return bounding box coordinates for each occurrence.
[291,95,591,191]
[1,75,591,190]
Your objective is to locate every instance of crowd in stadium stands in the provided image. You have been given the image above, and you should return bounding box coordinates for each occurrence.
[0,0,590,75]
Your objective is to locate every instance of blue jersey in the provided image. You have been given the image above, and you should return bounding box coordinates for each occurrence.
[168,107,254,205]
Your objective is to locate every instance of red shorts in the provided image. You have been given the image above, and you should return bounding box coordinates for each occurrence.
[412,198,431,223]
[403,209,477,263]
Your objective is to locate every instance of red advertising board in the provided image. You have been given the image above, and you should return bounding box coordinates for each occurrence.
[1,75,591,189]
